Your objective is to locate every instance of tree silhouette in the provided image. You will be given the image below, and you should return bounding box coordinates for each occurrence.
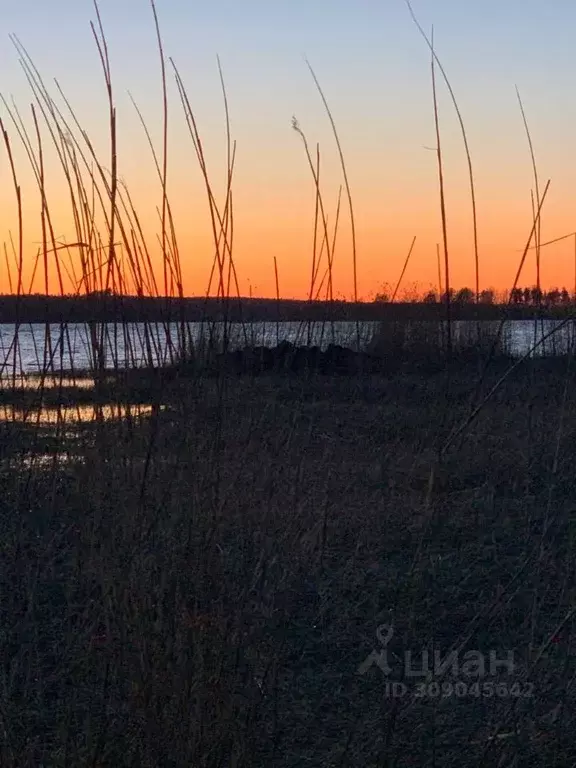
[441,288,456,303]
[530,286,543,305]
[454,287,474,304]
[510,288,523,304]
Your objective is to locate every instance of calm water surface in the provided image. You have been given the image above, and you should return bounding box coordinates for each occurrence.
[0,319,574,376]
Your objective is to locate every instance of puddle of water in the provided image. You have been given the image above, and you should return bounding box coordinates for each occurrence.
[11,452,87,470]
[0,403,154,424]
[0,374,95,390]
[2,402,159,471]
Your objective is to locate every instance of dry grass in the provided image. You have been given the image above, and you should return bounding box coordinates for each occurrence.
[1,367,576,766]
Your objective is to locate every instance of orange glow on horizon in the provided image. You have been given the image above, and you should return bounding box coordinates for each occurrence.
[2,191,576,301]
[2,13,576,303]
[3,0,576,303]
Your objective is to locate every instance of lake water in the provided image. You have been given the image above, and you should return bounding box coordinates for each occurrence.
[0,319,574,376]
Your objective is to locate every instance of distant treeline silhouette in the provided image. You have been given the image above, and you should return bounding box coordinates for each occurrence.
[1,290,576,324]
[375,285,576,307]
[508,286,574,306]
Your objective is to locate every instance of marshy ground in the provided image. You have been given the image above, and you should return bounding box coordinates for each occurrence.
[1,358,576,765]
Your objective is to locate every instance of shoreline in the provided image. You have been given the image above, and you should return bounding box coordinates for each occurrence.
[1,295,576,323]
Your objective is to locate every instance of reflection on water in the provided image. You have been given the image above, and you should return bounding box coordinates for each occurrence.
[0,320,398,374]
[0,320,575,378]
[13,452,86,470]
[1,402,156,471]
[0,374,95,390]
[0,403,154,424]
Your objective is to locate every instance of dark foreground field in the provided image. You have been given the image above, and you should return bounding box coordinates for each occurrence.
[1,360,576,766]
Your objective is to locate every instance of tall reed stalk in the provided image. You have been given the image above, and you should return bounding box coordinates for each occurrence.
[430,29,452,357]
[306,62,360,351]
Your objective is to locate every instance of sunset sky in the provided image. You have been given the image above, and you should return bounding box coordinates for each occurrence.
[1,0,576,299]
